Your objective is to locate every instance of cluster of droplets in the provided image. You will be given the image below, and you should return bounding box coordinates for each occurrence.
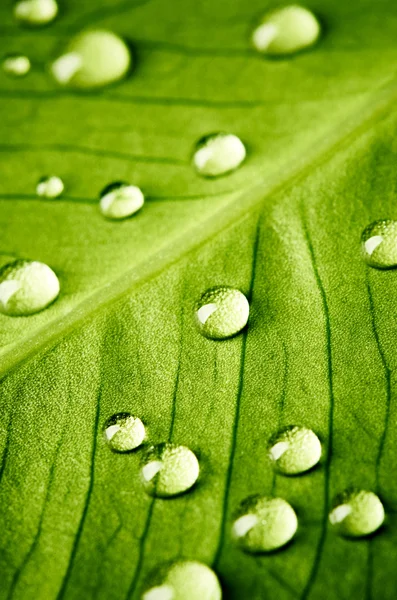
[1,0,389,595]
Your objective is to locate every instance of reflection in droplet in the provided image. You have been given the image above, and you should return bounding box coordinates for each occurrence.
[14,0,58,27]
[196,286,249,339]
[361,219,397,269]
[329,489,385,537]
[104,413,145,452]
[0,259,60,316]
[193,132,246,177]
[36,175,64,199]
[141,443,199,498]
[232,495,298,552]
[251,5,321,56]
[269,426,321,475]
[99,181,144,220]
[142,561,222,600]
[2,54,31,77]
[50,29,132,89]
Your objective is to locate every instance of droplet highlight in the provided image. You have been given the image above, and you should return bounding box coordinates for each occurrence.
[251,5,321,56]
[2,54,31,77]
[361,219,397,269]
[104,413,145,452]
[14,0,58,26]
[193,133,246,177]
[142,561,222,600]
[232,495,297,552]
[99,181,144,220]
[329,489,385,537]
[269,426,321,475]
[36,175,64,199]
[141,443,199,498]
[50,29,132,89]
[196,286,249,340]
[0,259,60,316]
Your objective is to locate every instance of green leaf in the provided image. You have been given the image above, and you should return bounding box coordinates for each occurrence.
[1,1,397,598]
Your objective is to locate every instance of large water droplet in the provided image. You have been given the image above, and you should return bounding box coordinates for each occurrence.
[193,133,246,177]
[141,443,199,498]
[2,53,31,77]
[14,0,58,26]
[104,413,145,452]
[361,219,397,269]
[99,181,144,220]
[50,29,132,89]
[329,489,385,537]
[142,561,222,600]
[269,426,321,475]
[232,495,298,552]
[251,5,321,56]
[196,286,249,340]
[36,175,64,199]
[0,260,60,316]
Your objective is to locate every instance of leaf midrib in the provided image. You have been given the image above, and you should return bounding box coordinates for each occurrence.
[1,72,397,381]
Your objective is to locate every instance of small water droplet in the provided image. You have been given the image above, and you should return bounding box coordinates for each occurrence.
[251,5,321,56]
[141,443,199,498]
[14,0,58,26]
[268,426,321,475]
[104,413,145,452]
[99,181,144,220]
[0,259,60,316]
[361,219,397,269]
[329,489,385,537]
[232,495,298,552]
[192,132,246,177]
[50,29,132,89]
[36,175,64,199]
[2,53,31,77]
[142,561,222,600]
[196,286,249,340]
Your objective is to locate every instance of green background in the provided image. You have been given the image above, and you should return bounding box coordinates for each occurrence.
[1,0,397,598]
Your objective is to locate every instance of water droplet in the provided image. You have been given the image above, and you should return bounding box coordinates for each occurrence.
[104,413,145,452]
[99,181,144,220]
[141,443,199,498]
[361,219,397,269]
[50,29,132,89]
[14,0,58,26]
[36,175,64,199]
[329,489,385,537]
[193,133,246,177]
[142,561,222,600]
[251,5,321,56]
[0,259,60,316]
[232,495,298,552]
[2,53,31,77]
[196,286,249,340]
[268,426,321,475]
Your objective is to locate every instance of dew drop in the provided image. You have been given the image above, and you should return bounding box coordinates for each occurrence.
[99,181,144,220]
[14,0,58,27]
[50,29,132,89]
[251,5,321,56]
[0,259,60,316]
[2,53,31,77]
[36,175,64,199]
[192,133,246,177]
[104,413,145,453]
[232,495,298,552]
[361,219,397,269]
[142,561,222,600]
[141,443,199,498]
[329,489,385,537]
[268,426,321,475]
[196,286,249,340]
